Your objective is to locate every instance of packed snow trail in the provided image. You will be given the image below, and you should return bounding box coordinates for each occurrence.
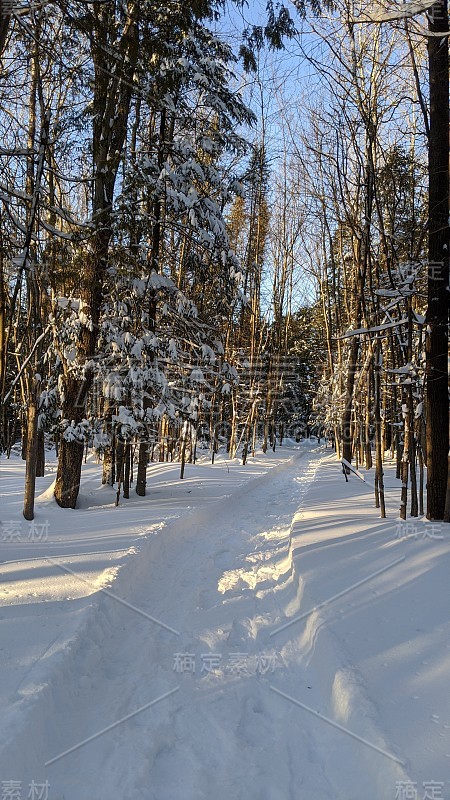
[30,447,409,800]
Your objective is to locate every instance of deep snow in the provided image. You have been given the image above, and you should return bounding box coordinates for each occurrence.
[0,443,449,799]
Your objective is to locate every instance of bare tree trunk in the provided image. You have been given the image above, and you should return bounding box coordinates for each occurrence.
[364,366,373,469]
[342,337,359,465]
[180,422,187,480]
[418,437,425,517]
[0,239,6,444]
[229,390,238,459]
[123,442,131,499]
[400,387,410,521]
[36,428,45,477]
[408,385,418,517]
[55,1,139,509]
[102,402,114,485]
[23,394,38,520]
[102,445,113,485]
[426,0,449,520]
[135,440,148,496]
[115,438,125,506]
[444,454,450,522]
[374,341,385,518]
[0,6,11,57]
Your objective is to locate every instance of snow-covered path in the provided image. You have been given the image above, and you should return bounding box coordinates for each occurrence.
[44,449,325,800]
[31,448,405,800]
[2,446,448,800]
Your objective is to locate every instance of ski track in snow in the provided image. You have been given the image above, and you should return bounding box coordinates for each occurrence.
[1,447,429,799]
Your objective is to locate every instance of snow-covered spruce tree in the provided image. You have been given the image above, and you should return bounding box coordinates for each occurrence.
[94,262,231,497]
[115,11,253,488]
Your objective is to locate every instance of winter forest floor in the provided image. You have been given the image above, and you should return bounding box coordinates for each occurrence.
[0,442,449,800]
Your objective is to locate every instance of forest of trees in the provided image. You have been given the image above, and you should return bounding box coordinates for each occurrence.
[0,0,448,522]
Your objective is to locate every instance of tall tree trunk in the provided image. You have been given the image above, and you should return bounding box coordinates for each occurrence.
[0,6,10,57]
[123,442,131,499]
[55,377,86,508]
[374,342,385,518]
[136,440,148,496]
[102,445,113,485]
[400,418,409,522]
[36,429,45,477]
[54,2,138,508]
[180,422,187,480]
[418,434,425,517]
[0,239,6,444]
[115,437,126,506]
[444,454,450,521]
[426,0,449,520]
[102,401,114,485]
[342,336,359,465]
[364,366,373,469]
[23,393,38,520]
